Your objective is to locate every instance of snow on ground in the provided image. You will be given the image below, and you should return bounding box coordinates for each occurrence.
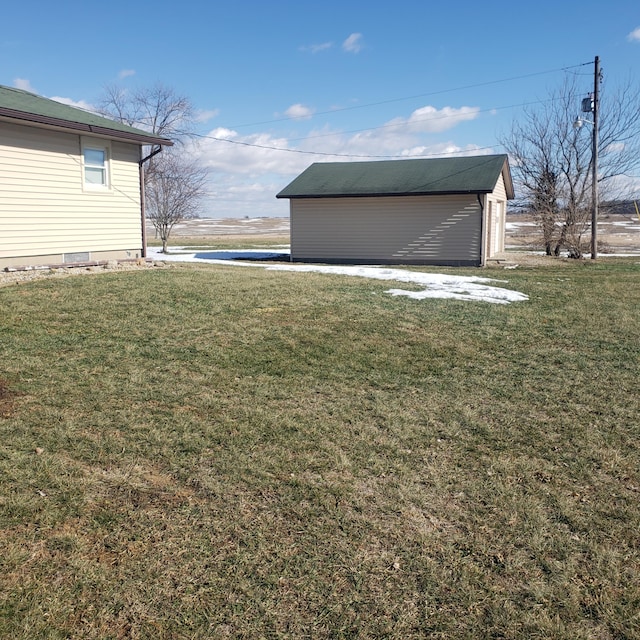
[606,220,640,227]
[505,221,538,229]
[148,247,528,305]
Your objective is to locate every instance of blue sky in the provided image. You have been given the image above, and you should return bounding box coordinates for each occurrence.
[2,1,640,217]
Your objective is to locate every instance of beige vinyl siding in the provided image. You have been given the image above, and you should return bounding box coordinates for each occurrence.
[485,173,508,257]
[0,121,142,262]
[492,173,508,202]
[291,194,482,265]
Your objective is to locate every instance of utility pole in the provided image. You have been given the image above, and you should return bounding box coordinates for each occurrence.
[591,55,600,259]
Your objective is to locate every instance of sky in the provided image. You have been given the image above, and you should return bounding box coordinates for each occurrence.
[2,1,640,218]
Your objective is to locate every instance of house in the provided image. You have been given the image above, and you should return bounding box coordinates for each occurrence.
[0,85,172,270]
[276,154,514,267]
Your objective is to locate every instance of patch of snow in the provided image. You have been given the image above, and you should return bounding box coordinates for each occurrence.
[506,221,538,229]
[587,252,640,258]
[194,250,288,261]
[148,247,529,305]
[607,220,640,228]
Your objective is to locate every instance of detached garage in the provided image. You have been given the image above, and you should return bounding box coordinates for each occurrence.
[277,154,514,267]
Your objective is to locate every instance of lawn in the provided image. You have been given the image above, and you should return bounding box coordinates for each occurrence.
[1,260,639,639]
[146,234,290,251]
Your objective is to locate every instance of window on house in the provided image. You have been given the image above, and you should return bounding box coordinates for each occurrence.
[83,146,109,187]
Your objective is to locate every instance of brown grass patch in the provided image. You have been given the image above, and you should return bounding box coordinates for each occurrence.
[0,378,21,418]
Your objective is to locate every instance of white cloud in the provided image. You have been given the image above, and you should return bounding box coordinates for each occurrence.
[399,143,490,158]
[606,173,640,198]
[301,41,333,53]
[343,33,364,53]
[14,78,35,92]
[200,178,291,217]
[195,127,307,176]
[304,105,482,159]
[605,141,625,153]
[627,27,640,42]
[284,103,314,120]
[195,108,220,123]
[385,105,481,134]
[50,96,98,113]
[196,104,485,181]
[208,127,236,140]
[118,69,136,79]
[191,102,488,217]
[12,79,100,116]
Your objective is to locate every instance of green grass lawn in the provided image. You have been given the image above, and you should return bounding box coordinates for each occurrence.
[1,260,639,639]
[147,235,290,251]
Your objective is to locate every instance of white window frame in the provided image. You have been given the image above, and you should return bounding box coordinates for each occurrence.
[82,138,111,190]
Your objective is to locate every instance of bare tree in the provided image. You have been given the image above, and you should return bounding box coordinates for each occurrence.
[99,84,208,252]
[99,83,194,141]
[145,152,208,253]
[501,74,640,257]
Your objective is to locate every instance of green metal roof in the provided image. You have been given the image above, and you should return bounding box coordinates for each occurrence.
[0,85,172,146]
[277,154,513,199]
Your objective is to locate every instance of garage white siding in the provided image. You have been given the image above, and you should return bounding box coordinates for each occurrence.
[0,121,143,267]
[291,194,482,265]
[485,173,508,257]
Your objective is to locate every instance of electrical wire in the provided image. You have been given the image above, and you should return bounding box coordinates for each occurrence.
[286,98,561,144]
[46,59,594,160]
[150,59,595,160]
[182,93,585,160]
[190,132,500,159]
[223,61,593,130]
[177,61,595,159]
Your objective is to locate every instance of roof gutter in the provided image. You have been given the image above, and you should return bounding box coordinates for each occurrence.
[140,145,164,166]
[276,189,493,200]
[138,145,166,259]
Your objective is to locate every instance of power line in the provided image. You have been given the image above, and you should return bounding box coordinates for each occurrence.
[183,94,579,160]
[286,97,560,144]
[191,130,500,159]
[223,61,593,130]
[169,60,595,160]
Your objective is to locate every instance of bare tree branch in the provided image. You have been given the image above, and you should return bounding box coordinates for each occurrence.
[145,153,209,252]
[99,84,208,252]
[499,75,640,257]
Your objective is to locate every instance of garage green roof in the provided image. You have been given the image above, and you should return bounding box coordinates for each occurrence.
[277,154,513,199]
[0,85,172,146]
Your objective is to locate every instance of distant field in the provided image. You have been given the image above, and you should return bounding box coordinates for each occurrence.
[147,217,290,244]
[1,259,639,638]
[506,212,640,254]
[149,214,640,254]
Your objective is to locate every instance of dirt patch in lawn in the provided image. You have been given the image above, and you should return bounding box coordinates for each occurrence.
[0,378,21,418]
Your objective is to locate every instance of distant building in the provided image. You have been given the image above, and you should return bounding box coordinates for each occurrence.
[277,155,514,266]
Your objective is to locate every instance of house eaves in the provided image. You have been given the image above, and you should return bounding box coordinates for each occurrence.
[0,85,172,147]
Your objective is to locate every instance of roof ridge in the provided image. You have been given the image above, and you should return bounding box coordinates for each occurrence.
[277,154,514,200]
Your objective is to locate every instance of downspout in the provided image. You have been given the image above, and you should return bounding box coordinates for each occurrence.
[138,145,163,259]
[477,193,486,267]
